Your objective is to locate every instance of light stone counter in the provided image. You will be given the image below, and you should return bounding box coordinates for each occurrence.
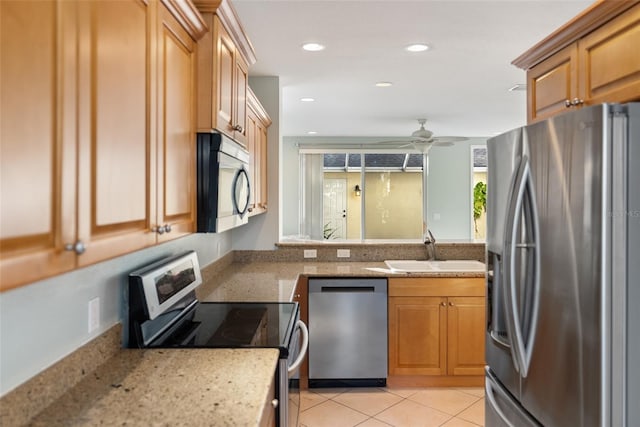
[26,348,279,427]
[197,261,485,303]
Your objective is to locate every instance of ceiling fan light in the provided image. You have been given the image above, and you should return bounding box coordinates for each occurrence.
[412,128,433,139]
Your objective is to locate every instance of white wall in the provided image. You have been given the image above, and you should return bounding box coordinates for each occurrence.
[232,76,281,250]
[281,136,487,240]
[0,232,232,396]
[427,138,487,239]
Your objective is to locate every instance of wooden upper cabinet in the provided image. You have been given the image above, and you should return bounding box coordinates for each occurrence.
[197,14,249,145]
[578,3,640,106]
[0,0,77,290]
[527,44,578,123]
[514,1,640,123]
[156,2,198,241]
[75,0,156,267]
[0,0,206,291]
[247,88,271,216]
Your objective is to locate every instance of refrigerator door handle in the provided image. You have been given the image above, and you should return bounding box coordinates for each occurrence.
[503,156,541,378]
[503,156,540,378]
[485,370,516,427]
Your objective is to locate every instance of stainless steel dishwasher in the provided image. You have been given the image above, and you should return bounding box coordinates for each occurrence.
[308,278,387,387]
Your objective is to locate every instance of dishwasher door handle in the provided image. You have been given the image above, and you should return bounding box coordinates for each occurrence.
[320,286,375,293]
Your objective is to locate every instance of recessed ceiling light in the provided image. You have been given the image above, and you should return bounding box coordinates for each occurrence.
[307,131,318,135]
[375,81,393,87]
[406,44,430,52]
[302,43,325,52]
[300,97,315,102]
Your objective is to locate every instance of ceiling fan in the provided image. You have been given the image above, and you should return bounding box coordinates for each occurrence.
[374,119,468,153]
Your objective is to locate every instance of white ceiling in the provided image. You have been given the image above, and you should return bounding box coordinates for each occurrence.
[233,0,592,139]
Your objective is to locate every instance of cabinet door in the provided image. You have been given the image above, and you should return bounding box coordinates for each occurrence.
[156,3,196,241]
[0,0,76,290]
[578,4,640,105]
[447,296,486,376]
[246,109,258,214]
[76,0,156,266]
[258,123,269,211]
[234,54,248,145]
[527,43,578,124]
[388,296,447,376]
[214,18,236,139]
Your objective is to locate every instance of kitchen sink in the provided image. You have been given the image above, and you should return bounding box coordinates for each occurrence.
[384,260,485,272]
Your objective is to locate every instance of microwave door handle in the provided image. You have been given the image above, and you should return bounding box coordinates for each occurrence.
[502,156,527,374]
[288,320,309,377]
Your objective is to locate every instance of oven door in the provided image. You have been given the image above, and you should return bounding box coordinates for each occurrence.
[216,151,250,232]
[279,318,308,427]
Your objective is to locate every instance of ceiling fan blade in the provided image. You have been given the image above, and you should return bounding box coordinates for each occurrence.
[432,136,468,145]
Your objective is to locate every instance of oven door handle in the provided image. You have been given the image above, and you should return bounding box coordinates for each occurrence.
[288,320,308,376]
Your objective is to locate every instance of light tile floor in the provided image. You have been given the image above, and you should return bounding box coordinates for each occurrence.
[299,387,484,427]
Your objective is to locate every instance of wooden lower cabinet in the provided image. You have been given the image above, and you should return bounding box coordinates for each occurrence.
[293,276,309,389]
[387,278,485,387]
[259,373,277,427]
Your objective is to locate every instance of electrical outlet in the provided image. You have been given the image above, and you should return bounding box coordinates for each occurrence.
[337,249,350,258]
[303,249,317,258]
[88,297,100,333]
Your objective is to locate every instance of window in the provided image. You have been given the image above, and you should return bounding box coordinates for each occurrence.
[299,151,424,241]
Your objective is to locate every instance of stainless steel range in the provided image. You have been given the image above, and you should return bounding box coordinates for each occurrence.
[127,251,308,427]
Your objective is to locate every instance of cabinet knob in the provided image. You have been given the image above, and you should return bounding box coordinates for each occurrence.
[271,399,279,408]
[449,302,454,306]
[152,226,165,235]
[233,124,244,132]
[440,302,446,307]
[164,224,172,233]
[64,241,86,255]
[565,99,572,108]
[295,294,301,299]
[571,98,584,106]
[248,207,253,213]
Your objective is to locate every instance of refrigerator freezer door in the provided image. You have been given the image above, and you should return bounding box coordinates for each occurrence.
[485,368,541,427]
[521,104,606,426]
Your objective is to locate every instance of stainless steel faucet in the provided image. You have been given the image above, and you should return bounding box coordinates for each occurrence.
[424,229,437,260]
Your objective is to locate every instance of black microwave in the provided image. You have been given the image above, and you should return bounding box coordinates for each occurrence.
[196,133,251,233]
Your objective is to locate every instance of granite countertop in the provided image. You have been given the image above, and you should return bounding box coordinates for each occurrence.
[27,348,279,427]
[197,261,485,303]
[13,258,485,426]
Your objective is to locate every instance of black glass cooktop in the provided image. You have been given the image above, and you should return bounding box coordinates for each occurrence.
[147,302,298,351]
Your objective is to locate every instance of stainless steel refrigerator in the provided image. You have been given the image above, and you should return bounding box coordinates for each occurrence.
[485,103,640,426]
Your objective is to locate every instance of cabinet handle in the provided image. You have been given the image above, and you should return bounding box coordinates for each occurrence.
[565,99,572,108]
[152,226,165,235]
[571,98,584,106]
[64,241,86,255]
[233,124,244,132]
[295,294,301,299]
[440,302,446,306]
[247,207,253,213]
[271,399,279,408]
[164,224,172,233]
[449,302,454,306]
